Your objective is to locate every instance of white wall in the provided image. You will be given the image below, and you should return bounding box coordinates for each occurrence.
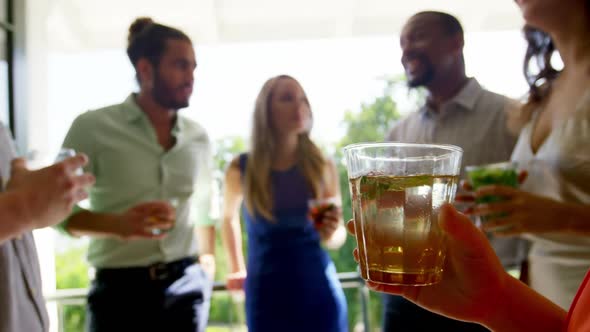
[16,1,59,331]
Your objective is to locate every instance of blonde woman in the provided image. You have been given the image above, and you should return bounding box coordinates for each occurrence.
[221,75,348,331]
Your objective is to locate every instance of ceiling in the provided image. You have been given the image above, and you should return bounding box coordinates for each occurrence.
[46,0,524,51]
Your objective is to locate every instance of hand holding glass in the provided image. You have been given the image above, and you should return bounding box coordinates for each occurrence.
[55,148,84,175]
[149,198,179,236]
[465,162,518,227]
[308,197,339,227]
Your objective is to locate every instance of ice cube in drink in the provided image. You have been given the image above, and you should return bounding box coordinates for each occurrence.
[349,173,458,286]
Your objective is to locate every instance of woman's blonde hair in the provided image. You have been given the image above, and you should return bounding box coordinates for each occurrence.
[244,75,326,220]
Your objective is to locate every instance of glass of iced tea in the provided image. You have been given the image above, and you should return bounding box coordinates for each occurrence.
[344,142,463,286]
[149,198,179,236]
[308,197,339,227]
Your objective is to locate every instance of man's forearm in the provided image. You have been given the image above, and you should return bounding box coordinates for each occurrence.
[66,210,122,238]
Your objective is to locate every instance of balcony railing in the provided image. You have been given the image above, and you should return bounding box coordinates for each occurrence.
[45,271,371,332]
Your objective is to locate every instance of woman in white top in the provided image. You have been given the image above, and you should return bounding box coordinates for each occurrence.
[463,0,590,310]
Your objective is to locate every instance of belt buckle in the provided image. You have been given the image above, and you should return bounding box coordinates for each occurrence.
[148,262,169,281]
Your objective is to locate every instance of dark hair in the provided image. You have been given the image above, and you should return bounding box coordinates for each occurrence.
[415,11,464,37]
[126,17,191,68]
[523,26,560,102]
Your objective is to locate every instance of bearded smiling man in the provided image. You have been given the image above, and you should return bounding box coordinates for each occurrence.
[57,17,215,332]
[382,11,529,332]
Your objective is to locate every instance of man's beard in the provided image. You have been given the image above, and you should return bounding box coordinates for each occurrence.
[407,64,435,88]
[152,72,189,110]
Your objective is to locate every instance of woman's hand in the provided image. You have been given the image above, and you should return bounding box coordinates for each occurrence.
[347,205,510,324]
[316,206,341,241]
[226,270,247,291]
[455,171,566,236]
[459,183,565,236]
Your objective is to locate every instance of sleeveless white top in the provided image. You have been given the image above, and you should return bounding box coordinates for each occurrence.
[511,90,590,309]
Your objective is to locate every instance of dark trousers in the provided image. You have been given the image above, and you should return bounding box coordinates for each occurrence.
[86,258,212,332]
[382,294,489,332]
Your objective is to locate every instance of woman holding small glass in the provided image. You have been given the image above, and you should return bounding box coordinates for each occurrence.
[458,0,590,310]
[221,75,348,332]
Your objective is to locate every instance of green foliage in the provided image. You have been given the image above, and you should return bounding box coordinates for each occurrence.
[208,224,248,325]
[206,324,247,332]
[337,76,422,149]
[55,245,90,289]
[208,292,247,326]
[55,243,90,332]
[213,136,247,172]
[208,136,249,325]
[327,77,406,329]
[340,97,400,147]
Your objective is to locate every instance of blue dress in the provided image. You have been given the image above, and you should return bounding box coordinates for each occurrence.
[239,154,348,332]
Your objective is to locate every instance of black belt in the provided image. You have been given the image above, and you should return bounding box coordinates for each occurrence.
[96,257,198,282]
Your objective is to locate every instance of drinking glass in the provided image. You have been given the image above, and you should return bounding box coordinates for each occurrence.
[308,196,339,227]
[55,148,83,175]
[466,161,519,227]
[344,142,462,286]
[149,198,179,236]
